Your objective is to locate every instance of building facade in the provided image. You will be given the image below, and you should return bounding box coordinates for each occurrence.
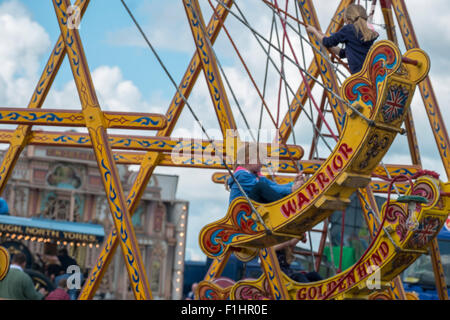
[0,145,189,299]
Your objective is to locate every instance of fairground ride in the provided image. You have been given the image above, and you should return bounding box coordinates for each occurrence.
[0,0,448,300]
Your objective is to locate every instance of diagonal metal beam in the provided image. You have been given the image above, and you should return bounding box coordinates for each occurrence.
[183,0,238,138]
[298,0,350,134]
[277,0,350,143]
[52,0,151,300]
[391,0,450,180]
[79,0,235,299]
[389,0,449,300]
[0,0,90,194]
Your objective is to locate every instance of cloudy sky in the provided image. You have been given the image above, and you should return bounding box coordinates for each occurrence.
[0,0,448,261]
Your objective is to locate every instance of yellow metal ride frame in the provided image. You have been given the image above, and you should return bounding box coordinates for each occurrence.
[0,0,449,301]
[198,39,450,300]
[196,1,450,301]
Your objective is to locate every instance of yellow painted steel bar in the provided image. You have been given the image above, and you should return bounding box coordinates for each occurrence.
[278,60,319,143]
[379,0,432,300]
[114,152,316,171]
[390,0,449,300]
[103,111,167,130]
[80,0,235,299]
[403,111,422,166]
[0,108,167,130]
[429,238,449,300]
[298,0,350,134]
[203,251,232,282]
[113,151,421,180]
[156,0,234,138]
[277,0,352,143]
[380,0,421,166]
[183,0,238,138]
[160,156,422,178]
[368,180,410,194]
[259,248,291,300]
[391,0,450,179]
[0,0,90,195]
[380,0,398,44]
[52,0,151,300]
[0,129,302,160]
[78,151,163,299]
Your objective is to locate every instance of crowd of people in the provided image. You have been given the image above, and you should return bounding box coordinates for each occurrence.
[0,248,84,300]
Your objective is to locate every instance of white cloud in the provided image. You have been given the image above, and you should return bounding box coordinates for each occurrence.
[0,0,51,106]
[45,66,153,113]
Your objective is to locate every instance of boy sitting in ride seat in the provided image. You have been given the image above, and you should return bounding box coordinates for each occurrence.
[227,143,305,204]
[227,143,322,282]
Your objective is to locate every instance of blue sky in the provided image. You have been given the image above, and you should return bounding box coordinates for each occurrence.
[1,0,449,263]
[23,0,192,103]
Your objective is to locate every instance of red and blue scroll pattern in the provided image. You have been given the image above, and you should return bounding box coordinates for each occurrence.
[233,277,273,300]
[343,43,399,114]
[202,202,260,258]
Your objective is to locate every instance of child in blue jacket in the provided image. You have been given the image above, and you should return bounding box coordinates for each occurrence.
[227,144,305,204]
[306,4,379,74]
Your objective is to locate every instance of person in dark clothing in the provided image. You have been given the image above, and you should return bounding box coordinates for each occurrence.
[273,238,322,283]
[46,263,63,283]
[306,4,379,74]
[57,248,78,273]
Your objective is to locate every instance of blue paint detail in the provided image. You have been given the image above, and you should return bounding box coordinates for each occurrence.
[131,117,160,126]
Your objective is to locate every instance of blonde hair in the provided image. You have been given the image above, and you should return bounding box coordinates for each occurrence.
[345,4,378,42]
